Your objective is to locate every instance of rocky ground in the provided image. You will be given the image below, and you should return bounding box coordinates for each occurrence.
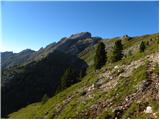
[37,53,158,119]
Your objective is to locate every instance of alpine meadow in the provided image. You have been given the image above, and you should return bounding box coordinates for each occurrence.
[1,1,159,119]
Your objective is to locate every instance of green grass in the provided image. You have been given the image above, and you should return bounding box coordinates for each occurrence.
[122,102,148,119]
[9,33,159,119]
[107,64,147,106]
[150,100,159,112]
[122,100,159,119]
[97,108,114,119]
[9,103,41,119]
[153,63,159,75]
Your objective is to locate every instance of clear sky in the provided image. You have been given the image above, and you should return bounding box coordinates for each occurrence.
[1,1,159,53]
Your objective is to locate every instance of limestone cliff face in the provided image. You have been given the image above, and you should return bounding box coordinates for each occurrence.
[1,32,100,69]
[1,49,35,69]
[69,32,92,40]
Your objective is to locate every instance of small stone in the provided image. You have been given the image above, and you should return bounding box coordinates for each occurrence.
[145,106,152,113]
[102,104,106,108]
[153,112,157,118]
[125,98,128,101]
[91,84,95,88]
[114,66,119,69]
[124,104,128,108]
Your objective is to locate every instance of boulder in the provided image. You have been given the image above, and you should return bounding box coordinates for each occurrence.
[138,80,152,92]
[145,106,152,113]
[114,65,119,69]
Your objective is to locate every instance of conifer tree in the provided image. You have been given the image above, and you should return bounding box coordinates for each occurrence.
[60,67,77,89]
[41,94,49,104]
[139,41,146,52]
[94,42,106,70]
[111,40,123,62]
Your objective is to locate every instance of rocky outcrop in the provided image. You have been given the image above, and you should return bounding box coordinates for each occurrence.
[1,32,99,69]
[121,35,131,41]
[1,49,35,69]
[54,32,97,55]
[69,32,91,40]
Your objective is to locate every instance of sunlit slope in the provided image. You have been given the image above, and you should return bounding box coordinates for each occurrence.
[9,33,159,119]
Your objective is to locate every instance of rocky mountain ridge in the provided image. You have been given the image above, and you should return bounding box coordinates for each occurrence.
[1,32,159,119]
[1,32,100,69]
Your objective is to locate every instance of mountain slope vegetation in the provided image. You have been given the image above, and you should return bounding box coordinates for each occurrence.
[2,50,88,117]
[1,32,159,119]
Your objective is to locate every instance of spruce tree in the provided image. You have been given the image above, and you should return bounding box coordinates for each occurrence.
[94,42,106,70]
[139,41,146,52]
[41,94,49,104]
[111,40,123,62]
[60,67,77,89]
[79,69,85,79]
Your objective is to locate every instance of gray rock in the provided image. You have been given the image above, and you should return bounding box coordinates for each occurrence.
[69,32,91,40]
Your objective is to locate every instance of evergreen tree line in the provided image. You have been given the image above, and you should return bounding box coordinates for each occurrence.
[94,40,146,70]
[58,67,86,91]
[56,40,147,100]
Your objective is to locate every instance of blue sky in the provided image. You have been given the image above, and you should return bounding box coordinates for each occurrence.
[1,1,159,52]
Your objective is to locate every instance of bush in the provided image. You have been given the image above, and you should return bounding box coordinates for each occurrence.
[60,67,78,90]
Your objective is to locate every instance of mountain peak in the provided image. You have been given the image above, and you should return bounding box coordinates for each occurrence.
[69,32,91,40]
[20,49,35,53]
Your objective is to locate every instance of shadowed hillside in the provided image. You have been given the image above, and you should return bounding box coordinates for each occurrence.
[2,50,88,117]
[1,32,159,119]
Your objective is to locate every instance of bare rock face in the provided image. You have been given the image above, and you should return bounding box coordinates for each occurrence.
[122,35,129,38]
[1,49,35,69]
[1,32,98,69]
[53,32,99,55]
[1,52,14,64]
[69,32,91,40]
[121,35,131,41]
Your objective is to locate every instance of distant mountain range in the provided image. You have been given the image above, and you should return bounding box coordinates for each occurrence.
[1,32,101,69]
[1,32,101,117]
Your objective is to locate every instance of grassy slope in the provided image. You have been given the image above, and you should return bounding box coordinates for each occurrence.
[9,33,159,119]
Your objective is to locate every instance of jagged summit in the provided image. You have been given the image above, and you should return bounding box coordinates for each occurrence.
[121,34,131,41]
[19,49,35,54]
[69,32,92,40]
[1,32,97,69]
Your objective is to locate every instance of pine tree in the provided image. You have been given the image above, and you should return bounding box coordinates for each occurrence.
[111,40,123,62]
[146,41,150,46]
[94,42,106,70]
[41,94,49,104]
[60,67,77,89]
[139,41,146,52]
[79,69,85,79]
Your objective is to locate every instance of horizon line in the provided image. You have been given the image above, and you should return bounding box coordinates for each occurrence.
[1,31,158,53]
